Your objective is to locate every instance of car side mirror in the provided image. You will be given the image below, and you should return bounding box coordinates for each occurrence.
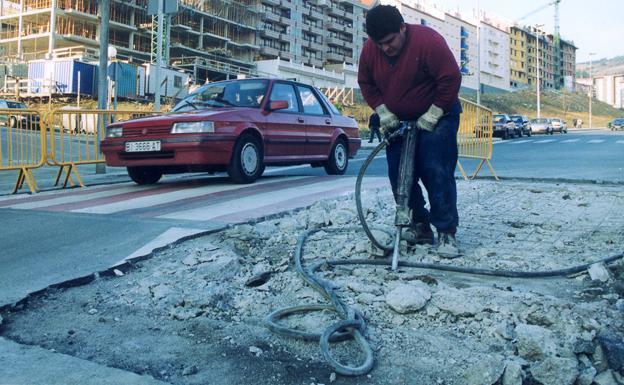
[268,100,289,111]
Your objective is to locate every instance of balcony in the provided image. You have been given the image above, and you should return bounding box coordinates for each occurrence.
[326,20,346,32]
[262,0,281,7]
[260,29,280,39]
[326,51,345,61]
[310,9,324,20]
[327,7,346,18]
[306,24,324,36]
[263,12,281,23]
[260,46,280,56]
[279,33,294,43]
[326,36,346,46]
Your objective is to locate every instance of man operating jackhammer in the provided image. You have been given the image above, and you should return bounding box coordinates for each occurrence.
[357,5,463,258]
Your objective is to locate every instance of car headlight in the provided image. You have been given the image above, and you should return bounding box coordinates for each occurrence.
[171,121,214,134]
[106,126,123,138]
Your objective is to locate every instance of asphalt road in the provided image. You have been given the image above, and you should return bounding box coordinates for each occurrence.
[1,129,622,307]
[277,129,624,183]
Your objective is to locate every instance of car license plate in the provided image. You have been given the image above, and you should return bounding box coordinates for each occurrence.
[125,141,161,152]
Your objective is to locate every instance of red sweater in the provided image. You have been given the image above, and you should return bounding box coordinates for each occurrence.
[358,24,461,120]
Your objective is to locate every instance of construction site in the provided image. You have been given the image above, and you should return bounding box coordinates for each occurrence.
[0,0,366,103]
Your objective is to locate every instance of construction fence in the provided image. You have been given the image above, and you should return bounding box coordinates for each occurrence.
[457,98,498,180]
[0,108,158,193]
[1,101,496,194]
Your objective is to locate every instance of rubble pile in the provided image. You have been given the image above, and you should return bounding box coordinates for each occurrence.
[2,180,624,385]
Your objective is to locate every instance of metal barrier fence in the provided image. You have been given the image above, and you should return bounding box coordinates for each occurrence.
[457,98,498,180]
[46,109,159,189]
[0,108,46,193]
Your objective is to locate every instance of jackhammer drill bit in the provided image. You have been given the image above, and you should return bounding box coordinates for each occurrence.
[391,121,419,270]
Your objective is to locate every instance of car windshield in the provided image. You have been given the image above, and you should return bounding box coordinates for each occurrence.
[531,118,549,124]
[510,116,522,121]
[493,115,506,123]
[613,119,624,124]
[172,79,269,112]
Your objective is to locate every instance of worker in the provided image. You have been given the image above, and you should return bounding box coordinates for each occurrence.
[368,112,382,143]
[357,5,462,258]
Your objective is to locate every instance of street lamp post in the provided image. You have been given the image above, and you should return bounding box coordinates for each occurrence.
[589,52,596,129]
[534,24,544,119]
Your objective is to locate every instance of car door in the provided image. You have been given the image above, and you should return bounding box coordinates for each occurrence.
[263,82,306,161]
[295,85,332,158]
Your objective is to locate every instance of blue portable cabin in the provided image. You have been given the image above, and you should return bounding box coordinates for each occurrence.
[108,61,141,100]
[28,59,97,97]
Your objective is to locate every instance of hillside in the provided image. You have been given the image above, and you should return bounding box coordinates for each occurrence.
[345,89,622,132]
[576,55,624,77]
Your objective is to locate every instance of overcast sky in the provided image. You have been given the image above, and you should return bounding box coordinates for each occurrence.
[432,0,622,63]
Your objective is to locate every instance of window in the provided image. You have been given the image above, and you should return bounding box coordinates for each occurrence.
[269,83,299,112]
[174,76,182,88]
[297,86,325,115]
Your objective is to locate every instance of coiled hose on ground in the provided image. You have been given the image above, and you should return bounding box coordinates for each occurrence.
[266,138,624,376]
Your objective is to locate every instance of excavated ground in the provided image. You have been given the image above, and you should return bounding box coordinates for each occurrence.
[1,179,624,385]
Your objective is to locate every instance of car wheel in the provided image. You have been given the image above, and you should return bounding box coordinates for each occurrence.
[127,166,162,185]
[324,138,348,175]
[517,129,523,138]
[228,133,263,184]
[527,128,532,137]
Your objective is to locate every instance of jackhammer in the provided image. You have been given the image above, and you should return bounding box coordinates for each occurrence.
[389,121,419,270]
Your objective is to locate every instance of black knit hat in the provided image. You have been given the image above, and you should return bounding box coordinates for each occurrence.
[365,5,404,42]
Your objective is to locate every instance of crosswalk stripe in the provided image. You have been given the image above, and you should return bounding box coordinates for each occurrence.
[561,139,580,143]
[617,140,624,144]
[71,176,310,214]
[508,140,533,144]
[534,139,557,143]
[587,139,605,143]
[158,177,364,221]
[2,184,154,210]
[212,177,388,223]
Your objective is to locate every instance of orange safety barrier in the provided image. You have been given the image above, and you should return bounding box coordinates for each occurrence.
[0,108,46,193]
[46,109,160,188]
[457,98,498,180]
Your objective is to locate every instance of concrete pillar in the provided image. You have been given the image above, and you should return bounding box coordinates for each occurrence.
[48,0,57,57]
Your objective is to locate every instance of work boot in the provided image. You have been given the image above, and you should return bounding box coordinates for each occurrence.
[437,232,460,259]
[403,222,434,245]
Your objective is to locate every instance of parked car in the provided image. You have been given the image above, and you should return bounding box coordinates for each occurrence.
[609,118,624,131]
[492,114,516,139]
[509,115,532,137]
[549,117,567,133]
[101,78,361,184]
[0,99,41,129]
[529,118,554,135]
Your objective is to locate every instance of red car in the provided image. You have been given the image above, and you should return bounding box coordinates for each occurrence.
[101,78,361,184]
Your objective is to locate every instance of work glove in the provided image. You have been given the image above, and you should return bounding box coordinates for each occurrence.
[416,104,444,132]
[375,104,400,134]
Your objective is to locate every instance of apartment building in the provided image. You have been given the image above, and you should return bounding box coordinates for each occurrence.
[593,74,624,109]
[0,0,367,84]
[478,16,510,93]
[509,25,576,91]
[256,0,367,68]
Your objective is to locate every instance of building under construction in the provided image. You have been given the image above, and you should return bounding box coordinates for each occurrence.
[0,0,368,84]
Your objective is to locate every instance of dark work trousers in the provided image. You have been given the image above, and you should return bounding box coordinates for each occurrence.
[369,126,382,142]
[385,101,461,234]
